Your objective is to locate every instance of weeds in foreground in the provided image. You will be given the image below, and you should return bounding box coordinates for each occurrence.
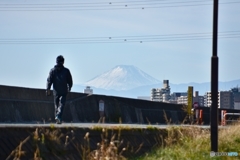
[6,136,30,160]
[163,110,172,125]
[133,123,240,160]
[9,126,127,160]
[9,123,240,160]
[86,129,127,160]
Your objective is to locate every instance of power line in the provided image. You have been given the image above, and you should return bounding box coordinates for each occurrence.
[1,31,239,40]
[0,31,239,44]
[0,0,238,11]
[0,0,213,6]
[0,2,211,9]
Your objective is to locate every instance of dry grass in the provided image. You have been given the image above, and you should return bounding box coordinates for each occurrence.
[133,123,240,160]
[8,119,240,160]
[218,122,240,152]
[86,129,127,160]
[9,126,128,160]
[6,136,30,160]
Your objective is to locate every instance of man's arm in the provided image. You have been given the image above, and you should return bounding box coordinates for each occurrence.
[67,69,73,92]
[46,69,53,96]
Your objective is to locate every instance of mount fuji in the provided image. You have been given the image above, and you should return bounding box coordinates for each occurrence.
[71,65,240,98]
[84,65,160,90]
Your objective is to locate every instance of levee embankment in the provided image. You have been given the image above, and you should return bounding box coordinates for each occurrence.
[0,85,188,124]
[0,85,188,159]
[2,85,240,159]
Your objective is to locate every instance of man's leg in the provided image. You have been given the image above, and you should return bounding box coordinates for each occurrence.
[54,95,60,120]
[57,94,66,123]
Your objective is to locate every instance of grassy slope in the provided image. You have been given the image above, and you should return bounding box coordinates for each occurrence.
[131,124,240,160]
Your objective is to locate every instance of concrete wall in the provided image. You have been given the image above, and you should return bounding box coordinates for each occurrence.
[0,85,87,123]
[0,85,189,124]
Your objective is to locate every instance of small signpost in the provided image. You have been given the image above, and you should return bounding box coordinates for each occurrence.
[99,100,105,123]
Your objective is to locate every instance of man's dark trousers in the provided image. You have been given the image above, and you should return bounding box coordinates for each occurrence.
[54,94,67,121]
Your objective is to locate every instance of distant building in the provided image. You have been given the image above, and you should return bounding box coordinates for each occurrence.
[204,92,211,107]
[151,82,204,106]
[235,102,240,110]
[151,81,204,106]
[231,87,240,109]
[219,91,233,109]
[204,91,234,109]
[171,92,187,101]
[177,96,188,104]
[168,99,178,104]
[84,86,93,94]
[170,92,187,104]
[151,80,170,102]
[193,91,204,107]
[137,96,151,101]
[175,91,203,106]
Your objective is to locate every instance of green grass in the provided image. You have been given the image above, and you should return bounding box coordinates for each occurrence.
[131,123,240,160]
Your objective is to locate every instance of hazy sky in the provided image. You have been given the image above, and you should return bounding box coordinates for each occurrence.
[0,0,240,89]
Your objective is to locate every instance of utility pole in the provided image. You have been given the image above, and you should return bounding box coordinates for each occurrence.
[211,0,219,152]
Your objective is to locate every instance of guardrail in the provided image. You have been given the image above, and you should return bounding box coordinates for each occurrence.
[221,110,240,126]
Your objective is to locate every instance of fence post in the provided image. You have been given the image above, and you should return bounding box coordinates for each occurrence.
[221,110,226,126]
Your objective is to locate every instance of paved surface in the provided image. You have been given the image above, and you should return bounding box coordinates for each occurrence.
[0,123,225,129]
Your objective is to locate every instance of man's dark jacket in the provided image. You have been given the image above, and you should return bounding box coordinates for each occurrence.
[47,64,73,95]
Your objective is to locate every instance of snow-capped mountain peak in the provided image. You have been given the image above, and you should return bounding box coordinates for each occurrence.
[85,65,160,90]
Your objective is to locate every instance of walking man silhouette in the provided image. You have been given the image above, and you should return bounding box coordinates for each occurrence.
[46,55,73,124]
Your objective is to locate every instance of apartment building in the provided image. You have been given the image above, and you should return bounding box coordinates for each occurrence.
[231,87,240,109]
[204,91,234,109]
[151,80,170,102]
[176,91,204,106]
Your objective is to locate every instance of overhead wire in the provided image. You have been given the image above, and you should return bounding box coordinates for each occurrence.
[0,0,239,44]
[0,0,239,11]
[0,0,213,6]
[0,31,240,44]
[0,0,171,5]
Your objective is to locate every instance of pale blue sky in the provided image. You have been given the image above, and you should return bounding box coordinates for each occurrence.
[0,0,240,89]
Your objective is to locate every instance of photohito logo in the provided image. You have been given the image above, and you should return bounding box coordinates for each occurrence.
[210,151,238,157]
[228,152,238,156]
[210,151,215,157]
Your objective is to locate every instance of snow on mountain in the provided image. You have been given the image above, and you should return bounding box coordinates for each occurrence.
[85,65,160,90]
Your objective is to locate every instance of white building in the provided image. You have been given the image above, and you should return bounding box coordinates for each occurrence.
[151,80,170,102]
[204,92,212,107]
[177,96,188,104]
[176,91,204,106]
[137,96,151,101]
[171,92,187,101]
[84,86,93,94]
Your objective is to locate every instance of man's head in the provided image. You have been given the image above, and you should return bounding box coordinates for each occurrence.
[56,55,64,64]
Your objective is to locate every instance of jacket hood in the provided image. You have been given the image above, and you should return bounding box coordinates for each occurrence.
[54,63,64,71]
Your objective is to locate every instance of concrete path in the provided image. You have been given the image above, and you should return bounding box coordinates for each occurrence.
[0,123,224,129]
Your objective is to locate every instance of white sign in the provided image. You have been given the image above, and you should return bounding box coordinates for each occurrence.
[99,100,104,111]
